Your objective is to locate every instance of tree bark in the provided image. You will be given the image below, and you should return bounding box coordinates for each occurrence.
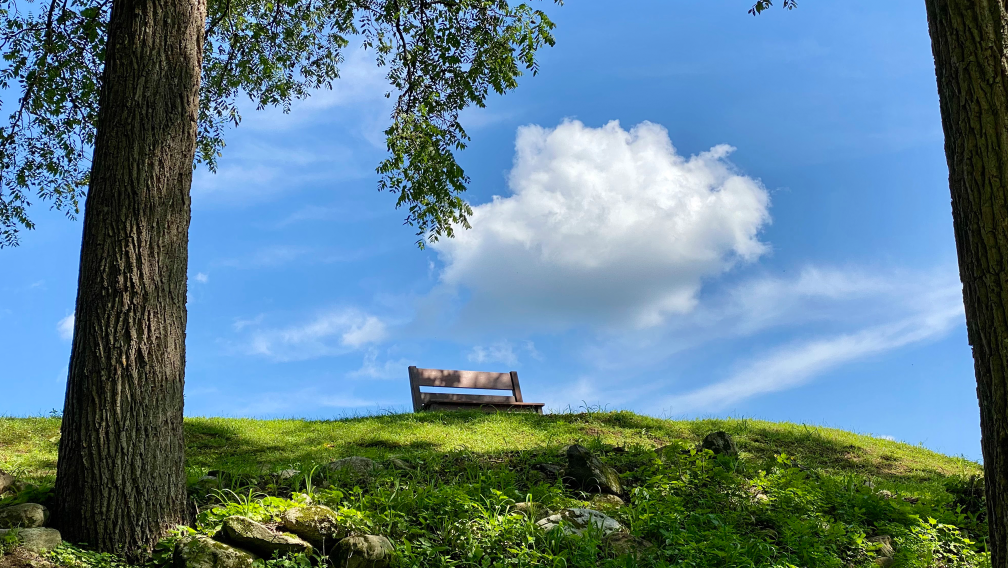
[925,0,1008,563]
[53,0,205,557]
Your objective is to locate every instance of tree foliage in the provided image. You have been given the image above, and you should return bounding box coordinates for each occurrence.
[0,0,560,247]
[748,0,797,16]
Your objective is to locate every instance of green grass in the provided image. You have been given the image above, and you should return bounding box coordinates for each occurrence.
[0,411,989,567]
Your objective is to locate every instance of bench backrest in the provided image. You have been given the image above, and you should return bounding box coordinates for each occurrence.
[408,366,526,412]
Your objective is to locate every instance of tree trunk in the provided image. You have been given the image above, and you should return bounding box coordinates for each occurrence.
[53,0,205,557]
[925,0,1008,563]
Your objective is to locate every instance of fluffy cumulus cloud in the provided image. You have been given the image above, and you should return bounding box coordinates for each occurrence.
[245,309,387,361]
[434,120,771,329]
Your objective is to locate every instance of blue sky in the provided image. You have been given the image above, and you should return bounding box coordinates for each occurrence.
[0,0,982,460]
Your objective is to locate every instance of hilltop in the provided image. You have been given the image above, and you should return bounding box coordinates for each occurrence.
[0,411,989,567]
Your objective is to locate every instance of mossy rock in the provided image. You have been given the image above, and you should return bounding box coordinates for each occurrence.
[565,445,622,495]
[333,535,393,568]
[280,505,347,549]
[218,516,312,557]
[173,534,258,568]
[0,504,48,529]
[0,528,61,553]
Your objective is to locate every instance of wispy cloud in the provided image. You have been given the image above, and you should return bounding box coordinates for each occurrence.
[195,272,209,284]
[655,270,964,413]
[217,245,312,269]
[351,348,414,379]
[467,342,518,366]
[243,309,388,361]
[57,313,74,341]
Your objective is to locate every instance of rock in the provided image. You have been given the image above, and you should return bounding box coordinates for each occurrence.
[277,469,300,481]
[0,528,62,553]
[877,490,894,500]
[511,502,550,521]
[333,535,393,568]
[590,494,625,509]
[700,431,738,457]
[535,508,623,537]
[0,504,49,529]
[605,532,652,556]
[280,505,346,549]
[0,471,14,495]
[173,535,258,568]
[565,445,622,495]
[533,463,564,477]
[903,496,919,505]
[868,535,895,567]
[218,516,312,557]
[327,457,377,477]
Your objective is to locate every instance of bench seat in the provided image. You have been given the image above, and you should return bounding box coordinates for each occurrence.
[409,366,544,414]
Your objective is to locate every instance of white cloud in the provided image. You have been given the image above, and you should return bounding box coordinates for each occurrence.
[57,313,74,341]
[240,45,392,146]
[468,342,519,366]
[658,272,964,413]
[233,314,264,331]
[351,349,414,379]
[245,309,388,361]
[434,119,771,330]
[195,272,209,284]
[341,316,388,348]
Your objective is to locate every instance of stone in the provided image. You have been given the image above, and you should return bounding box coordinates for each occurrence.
[511,502,550,521]
[327,457,377,477]
[533,463,564,477]
[868,535,894,566]
[565,445,622,495]
[590,494,625,509]
[333,535,393,568]
[0,504,49,529]
[0,471,13,495]
[277,469,300,481]
[218,516,312,557]
[535,508,623,537]
[173,535,258,568]
[877,490,894,500]
[0,528,62,553]
[605,532,652,556]
[280,505,346,549]
[700,431,738,457]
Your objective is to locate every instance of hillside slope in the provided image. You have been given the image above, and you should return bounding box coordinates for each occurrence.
[0,411,989,567]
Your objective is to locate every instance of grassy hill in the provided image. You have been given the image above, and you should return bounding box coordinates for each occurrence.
[0,411,990,567]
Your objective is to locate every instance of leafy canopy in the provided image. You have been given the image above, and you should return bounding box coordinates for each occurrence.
[0,0,560,247]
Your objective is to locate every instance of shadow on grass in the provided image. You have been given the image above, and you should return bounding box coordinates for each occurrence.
[181,411,980,495]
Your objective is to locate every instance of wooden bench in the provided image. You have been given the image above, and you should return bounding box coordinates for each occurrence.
[408,366,545,413]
